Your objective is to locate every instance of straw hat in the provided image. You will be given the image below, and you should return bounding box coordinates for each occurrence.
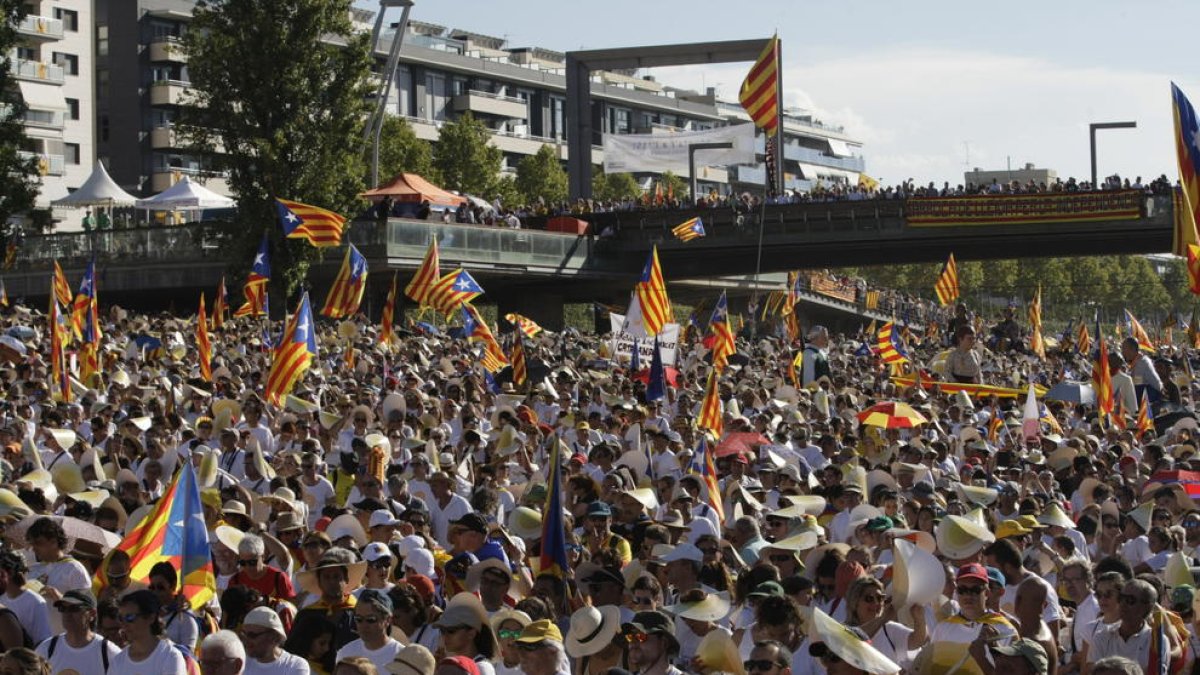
[935,514,996,561]
[1127,502,1154,533]
[867,469,899,494]
[891,538,943,608]
[662,591,731,622]
[506,506,543,541]
[1037,503,1074,530]
[808,607,900,674]
[1078,477,1103,505]
[695,629,745,675]
[47,428,76,449]
[564,604,622,658]
[214,524,245,552]
[763,531,819,553]
[326,513,368,549]
[779,495,827,516]
[1046,446,1078,472]
[297,548,367,597]
[50,463,86,495]
[465,558,511,594]
[886,528,936,555]
[955,484,998,507]
[803,543,851,580]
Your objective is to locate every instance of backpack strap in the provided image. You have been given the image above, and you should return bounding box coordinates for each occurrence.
[47,634,59,659]
[101,637,110,672]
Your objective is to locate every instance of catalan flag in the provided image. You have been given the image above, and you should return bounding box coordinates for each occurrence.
[987,404,1003,443]
[738,34,780,133]
[1094,316,1114,417]
[510,336,527,386]
[671,217,706,242]
[1191,308,1200,348]
[697,370,723,438]
[321,244,368,318]
[463,303,508,373]
[788,349,802,388]
[1138,391,1155,439]
[426,268,484,316]
[48,298,69,403]
[505,313,544,338]
[405,238,440,307]
[934,253,959,305]
[875,321,909,365]
[197,294,212,382]
[699,435,724,527]
[1076,319,1092,356]
[1171,83,1200,255]
[635,246,671,338]
[1112,398,1128,431]
[782,271,799,316]
[52,260,71,309]
[234,235,270,318]
[1029,285,1045,359]
[70,258,97,341]
[709,291,735,372]
[1125,309,1155,353]
[0,279,7,308]
[211,277,227,330]
[264,293,317,405]
[93,463,216,610]
[380,271,398,346]
[277,197,345,248]
[538,436,569,579]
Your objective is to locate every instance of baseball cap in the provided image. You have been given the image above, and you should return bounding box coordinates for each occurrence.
[243,606,286,638]
[1171,584,1196,612]
[865,516,893,533]
[451,513,488,534]
[956,563,989,584]
[387,644,436,675]
[405,548,436,578]
[54,589,96,611]
[359,588,394,615]
[516,619,564,644]
[747,581,785,599]
[913,481,936,497]
[369,509,402,529]
[991,638,1049,674]
[985,566,1006,588]
[363,542,394,563]
[439,656,480,675]
[657,543,703,564]
[586,501,612,518]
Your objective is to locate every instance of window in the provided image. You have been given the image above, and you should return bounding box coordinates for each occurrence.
[64,142,80,165]
[65,98,79,120]
[549,96,565,141]
[96,25,108,57]
[99,114,108,142]
[608,107,630,135]
[52,52,78,75]
[53,8,78,32]
[424,72,446,121]
[16,47,34,61]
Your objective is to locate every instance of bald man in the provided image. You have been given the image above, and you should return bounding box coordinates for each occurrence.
[1013,577,1057,675]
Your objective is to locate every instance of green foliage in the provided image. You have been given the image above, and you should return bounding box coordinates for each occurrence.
[487,174,521,212]
[432,112,502,197]
[661,170,688,199]
[374,116,436,186]
[591,169,641,202]
[0,0,42,235]
[514,144,567,206]
[180,0,373,298]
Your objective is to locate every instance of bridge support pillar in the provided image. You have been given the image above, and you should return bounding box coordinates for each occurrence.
[498,293,565,333]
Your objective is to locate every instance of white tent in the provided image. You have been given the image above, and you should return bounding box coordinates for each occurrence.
[50,161,137,208]
[134,176,235,210]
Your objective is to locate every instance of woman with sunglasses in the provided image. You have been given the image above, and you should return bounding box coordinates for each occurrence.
[844,576,926,670]
[489,607,532,675]
[107,590,187,674]
[433,593,499,675]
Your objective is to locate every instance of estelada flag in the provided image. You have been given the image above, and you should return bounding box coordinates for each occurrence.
[93,463,216,610]
[405,238,440,307]
[277,198,345,247]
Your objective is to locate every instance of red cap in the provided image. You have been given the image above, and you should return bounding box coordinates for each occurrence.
[956,563,989,584]
[314,516,331,532]
[732,453,750,465]
[441,656,481,675]
[1119,456,1137,468]
[569,453,588,465]
[403,574,436,604]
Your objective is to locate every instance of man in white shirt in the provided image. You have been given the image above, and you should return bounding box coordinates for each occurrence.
[1059,560,1099,669]
[0,548,50,646]
[1089,579,1173,673]
[335,589,403,672]
[299,452,335,528]
[26,517,90,634]
[427,471,472,548]
[240,606,311,674]
[35,589,121,674]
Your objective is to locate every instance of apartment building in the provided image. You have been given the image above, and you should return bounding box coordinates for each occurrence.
[13,0,93,216]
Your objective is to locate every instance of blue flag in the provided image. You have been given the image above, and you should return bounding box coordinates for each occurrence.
[646,337,666,402]
[630,342,641,373]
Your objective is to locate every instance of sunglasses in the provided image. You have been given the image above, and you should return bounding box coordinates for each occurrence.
[354,615,382,624]
[956,584,986,596]
[768,554,793,563]
[744,660,784,673]
[119,612,144,623]
[237,559,259,567]
[498,629,523,640]
[623,632,649,644]
[809,644,841,663]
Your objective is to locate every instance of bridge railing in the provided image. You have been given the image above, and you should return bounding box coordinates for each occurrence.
[383,219,596,270]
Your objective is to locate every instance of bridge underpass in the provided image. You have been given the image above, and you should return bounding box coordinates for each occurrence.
[3,191,1173,330]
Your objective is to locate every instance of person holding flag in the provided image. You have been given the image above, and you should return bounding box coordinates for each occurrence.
[1120,336,1163,404]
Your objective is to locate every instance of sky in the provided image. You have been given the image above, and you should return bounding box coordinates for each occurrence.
[357,0,1200,186]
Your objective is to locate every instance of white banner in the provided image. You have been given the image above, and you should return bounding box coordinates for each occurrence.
[610,313,679,366]
[602,123,758,176]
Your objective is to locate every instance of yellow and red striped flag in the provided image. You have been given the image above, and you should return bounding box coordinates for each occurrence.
[320,244,368,318]
[671,217,706,242]
[1124,309,1155,353]
[699,435,724,527]
[52,260,71,308]
[697,370,723,439]
[709,292,735,372]
[264,293,317,405]
[211,277,227,330]
[93,463,215,610]
[0,279,8,308]
[405,238,440,307]
[987,404,1003,443]
[1137,391,1155,439]
[426,268,484,317]
[738,34,780,133]
[197,294,212,382]
[934,253,959,305]
[1112,398,1128,431]
[875,321,909,365]
[1029,285,1045,359]
[788,350,803,388]
[1076,320,1091,355]
[49,297,69,402]
[1093,319,1114,417]
[277,198,345,247]
[234,235,270,318]
[463,303,508,373]
[635,246,671,337]
[510,337,527,386]
[380,271,398,347]
[505,313,544,338]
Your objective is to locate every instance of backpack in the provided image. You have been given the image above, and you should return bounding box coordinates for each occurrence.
[46,634,110,672]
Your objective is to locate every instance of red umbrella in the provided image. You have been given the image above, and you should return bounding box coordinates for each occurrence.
[631,367,679,387]
[715,432,772,457]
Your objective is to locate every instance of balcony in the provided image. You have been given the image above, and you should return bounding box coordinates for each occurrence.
[149,80,189,106]
[19,151,64,176]
[783,144,866,173]
[451,90,528,119]
[10,59,64,84]
[150,126,224,153]
[21,109,64,130]
[17,15,64,41]
[149,37,187,63]
[150,167,230,194]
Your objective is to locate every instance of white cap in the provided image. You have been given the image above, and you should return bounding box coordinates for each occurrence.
[684,518,719,542]
[657,542,703,563]
[395,534,425,559]
[405,548,436,577]
[242,606,286,638]
[363,542,393,563]
[369,509,402,529]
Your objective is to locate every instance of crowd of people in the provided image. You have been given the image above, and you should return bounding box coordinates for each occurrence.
[0,282,1194,675]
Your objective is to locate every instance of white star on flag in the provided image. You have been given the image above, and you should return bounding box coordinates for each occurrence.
[455,279,471,291]
[254,253,264,266]
[285,212,299,224]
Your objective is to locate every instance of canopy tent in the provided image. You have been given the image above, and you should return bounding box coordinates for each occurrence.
[50,161,137,208]
[361,172,466,213]
[134,176,235,210]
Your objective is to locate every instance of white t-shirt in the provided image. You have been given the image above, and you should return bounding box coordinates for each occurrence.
[36,632,122,675]
[335,637,404,673]
[27,558,90,634]
[302,477,336,527]
[4,588,51,645]
[108,638,188,675]
[428,494,472,547]
[244,649,312,674]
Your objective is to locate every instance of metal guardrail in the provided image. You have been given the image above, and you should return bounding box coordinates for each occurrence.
[11,59,64,84]
[17,15,64,39]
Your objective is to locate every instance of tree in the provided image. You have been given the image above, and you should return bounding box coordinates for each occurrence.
[514,144,567,206]
[0,1,42,236]
[487,174,522,212]
[180,0,373,297]
[432,112,502,197]
[374,116,436,186]
[591,170,640,203]
[661,170,688,200]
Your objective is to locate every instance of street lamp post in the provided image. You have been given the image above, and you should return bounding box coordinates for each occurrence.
[1089,121,1136,189]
